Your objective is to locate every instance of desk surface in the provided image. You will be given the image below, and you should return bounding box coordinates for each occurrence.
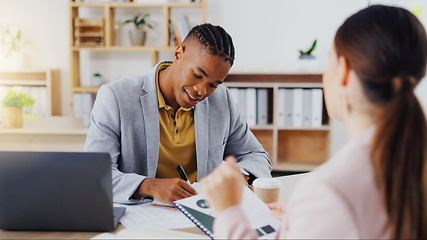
[0,174,308,239]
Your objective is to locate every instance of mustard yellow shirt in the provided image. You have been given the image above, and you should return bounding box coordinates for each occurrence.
[155,63,197,183]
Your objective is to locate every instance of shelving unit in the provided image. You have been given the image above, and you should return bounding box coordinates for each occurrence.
[224,74,330,172]
[0,69,61,116]
[69,0,207,115]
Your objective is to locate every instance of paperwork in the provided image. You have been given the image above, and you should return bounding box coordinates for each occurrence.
[116,203,195,229]
[116,183,202,229]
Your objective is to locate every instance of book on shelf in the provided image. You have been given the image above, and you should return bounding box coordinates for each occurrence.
[277,88,286,126]
[169,15,191,46]
[173,186,281,239]
[292,88,303,127]
[237,88,247,122]
[229,87,239,104]
[311,88,323,127]
[74,92,94,118]
[256,88,268,125]
[169,19,182,46]
[302,89,312,127]
[246,88,257,126]
[168,19,180,46]
[176,15,190,42]
[73,92,94,127]
[284,88,294,126]
[228,87,324,129]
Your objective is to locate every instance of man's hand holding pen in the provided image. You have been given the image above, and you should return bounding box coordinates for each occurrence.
[133,165,197,205]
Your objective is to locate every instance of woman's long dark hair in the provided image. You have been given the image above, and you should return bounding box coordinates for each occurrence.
[334,5,427,239]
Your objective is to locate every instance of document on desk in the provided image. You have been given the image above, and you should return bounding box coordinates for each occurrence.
[116,183,202,229]
[116,203,195,229]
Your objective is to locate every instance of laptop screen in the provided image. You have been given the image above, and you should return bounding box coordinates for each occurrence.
[0,151,120,231]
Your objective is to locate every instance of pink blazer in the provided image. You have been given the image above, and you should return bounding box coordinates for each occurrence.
[213,126,391,239]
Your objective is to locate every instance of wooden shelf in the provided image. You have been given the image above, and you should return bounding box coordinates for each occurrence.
[226,74,330,172]
[0,69,61,116]
[0,80,49,86]
[70,2,205,8]
[225,74,323,83]
[69,0,207,116]
[72,87,99,93]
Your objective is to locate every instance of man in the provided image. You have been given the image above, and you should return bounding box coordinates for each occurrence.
[84,23,272,204]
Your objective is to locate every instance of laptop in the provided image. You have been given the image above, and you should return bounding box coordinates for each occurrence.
[0,151,125,232]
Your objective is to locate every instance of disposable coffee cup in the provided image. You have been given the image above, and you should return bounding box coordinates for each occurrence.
[252,178,282,203]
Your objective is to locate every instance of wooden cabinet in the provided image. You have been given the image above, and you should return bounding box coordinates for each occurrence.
[69,0,207,116]
[224,74,330,172]
[0,69,61,116]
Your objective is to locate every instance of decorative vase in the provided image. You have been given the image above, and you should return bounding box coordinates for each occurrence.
[298,55,318,73]
[92,75,103,87]
[129,29,146,46]
[2,106,23,128]
[0,52,29,70]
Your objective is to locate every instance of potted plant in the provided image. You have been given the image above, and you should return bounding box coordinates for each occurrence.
[298,39,317,72]
[92,72,103,87]
[122,13,154,46]
[0,26,31,69]
[1,89,35,128]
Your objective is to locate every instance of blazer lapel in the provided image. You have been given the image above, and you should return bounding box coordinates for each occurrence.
[195,99,209,180]
[140,66,161,178]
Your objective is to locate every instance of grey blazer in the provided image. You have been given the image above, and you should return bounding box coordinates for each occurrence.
[84,62,272,202]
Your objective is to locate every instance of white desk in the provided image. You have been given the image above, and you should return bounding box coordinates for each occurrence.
[0,174,308,239]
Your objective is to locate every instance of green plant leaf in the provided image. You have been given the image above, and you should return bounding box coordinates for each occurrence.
[306,39,317,55]
[1,89,36,108]
[1,27,31,57]
[16,29,21,41]
[122,13,153,30]
[299,39,317,56]
[5,48,11,58]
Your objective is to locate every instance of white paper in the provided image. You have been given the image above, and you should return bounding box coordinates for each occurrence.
[118,183,203,229]
[116,203,195,229]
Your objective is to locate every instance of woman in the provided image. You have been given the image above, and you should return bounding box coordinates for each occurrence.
[201,5,427,239]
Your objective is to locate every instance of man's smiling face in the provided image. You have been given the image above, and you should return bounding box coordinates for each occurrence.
[170,40,231,109]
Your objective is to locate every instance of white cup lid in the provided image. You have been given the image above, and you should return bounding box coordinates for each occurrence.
[252,178,282,189]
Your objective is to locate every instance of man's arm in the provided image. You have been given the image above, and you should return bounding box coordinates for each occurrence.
[84,84,147,203]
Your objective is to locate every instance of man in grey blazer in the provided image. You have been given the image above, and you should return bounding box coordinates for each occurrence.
[84,23,272,204]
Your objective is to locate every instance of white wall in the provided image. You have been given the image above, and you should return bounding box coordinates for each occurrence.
[0,0,426,154]
[0,0,69,114]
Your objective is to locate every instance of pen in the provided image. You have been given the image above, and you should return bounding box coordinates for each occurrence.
[177,165,191,185]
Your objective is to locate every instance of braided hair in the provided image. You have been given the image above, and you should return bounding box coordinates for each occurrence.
[183,23,235,66]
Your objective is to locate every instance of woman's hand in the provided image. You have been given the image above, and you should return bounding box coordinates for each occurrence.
[267,202,286,220]
[201,156,245,214]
